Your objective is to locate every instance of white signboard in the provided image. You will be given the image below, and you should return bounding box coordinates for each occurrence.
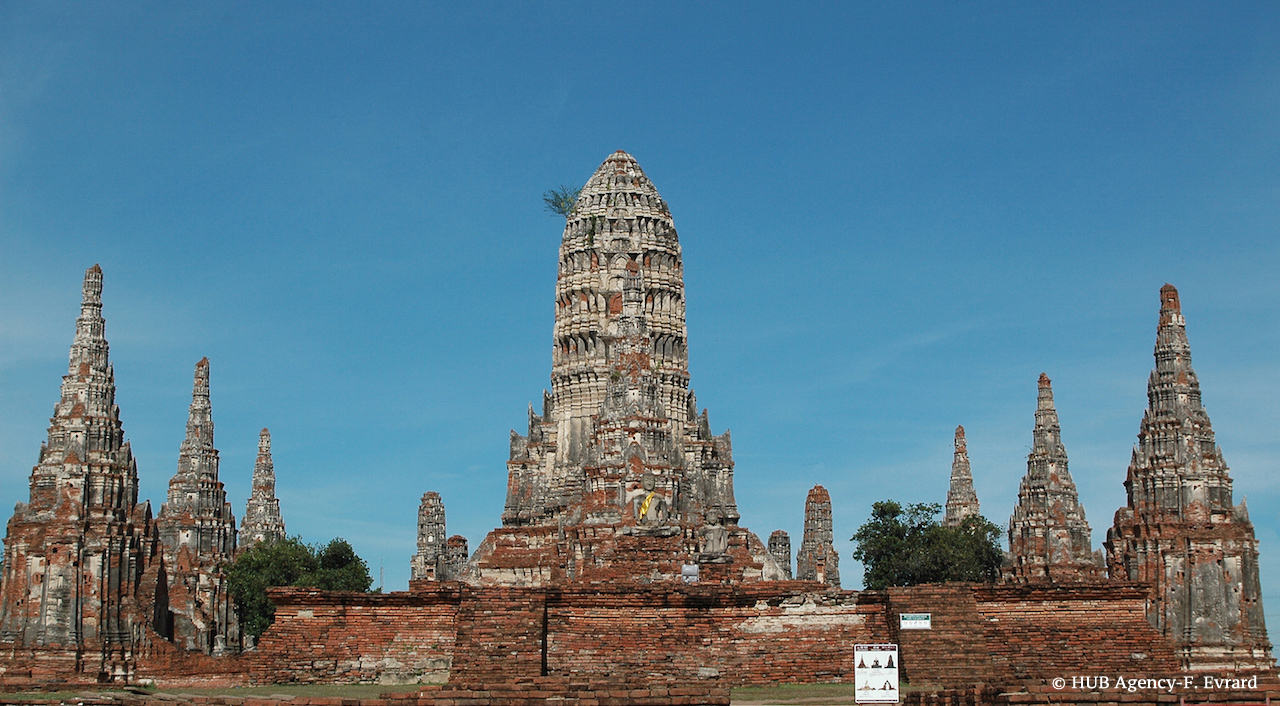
[854,643,899,703]
[899,612,931,630]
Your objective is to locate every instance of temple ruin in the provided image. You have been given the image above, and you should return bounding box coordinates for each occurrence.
[0,265,164,680]
[1105,284,1272,670]
[1004,373,1103,582]
[467,151,783,585]
[155,358,239,654]
[240,428,286,548]
[943,425,980,526]
[410,492,465,581]
[795,485,839,587]
[0,159,1274,697]
[768,530,792,580]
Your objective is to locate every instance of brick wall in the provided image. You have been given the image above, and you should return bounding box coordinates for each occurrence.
[4,579,1222,693]
[247,585,461,685]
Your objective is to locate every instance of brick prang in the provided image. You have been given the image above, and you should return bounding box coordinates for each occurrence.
[1105,284,1273,670]
[1004,373,1104,583]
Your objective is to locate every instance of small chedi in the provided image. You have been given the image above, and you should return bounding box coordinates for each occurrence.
[410,492,468,581]
[768,530,792,580]
[1105,285,1272,670]
[943,425,980,526]
[795,485,839,587]
[1004,373,1104,582]
[0,266,164,680]
[155,359,239,654]
[240,428,286,547]
[468,151,784,584]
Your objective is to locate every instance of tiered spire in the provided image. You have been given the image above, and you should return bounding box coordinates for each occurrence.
[474,152,783,584]
[796,485,840,587]
[411,492,448,581]
[943,425,980,526]
[0,265,162,679]
[156,359,239,654]
[1106,285,1270,670]
[1004,374,1101,583]
[240,428,286,547]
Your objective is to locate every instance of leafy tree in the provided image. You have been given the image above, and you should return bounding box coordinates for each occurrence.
[851,500,1003,590]
[542,184,581,217]
[227,536,373,638]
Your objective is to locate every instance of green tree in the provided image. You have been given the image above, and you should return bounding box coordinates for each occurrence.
[542,184,581,217]
[227,536,373,638]
[851,500,1003,590]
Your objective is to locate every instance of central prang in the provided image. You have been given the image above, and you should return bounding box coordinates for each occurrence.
[464,151,785,585]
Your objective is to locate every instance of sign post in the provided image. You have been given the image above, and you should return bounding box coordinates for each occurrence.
[854,643,899,703]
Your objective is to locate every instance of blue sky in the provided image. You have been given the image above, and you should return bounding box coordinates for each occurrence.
[1,1,1278,623]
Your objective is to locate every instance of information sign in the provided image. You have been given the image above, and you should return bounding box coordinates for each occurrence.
[854,643,899,703]
[899,612,931,630]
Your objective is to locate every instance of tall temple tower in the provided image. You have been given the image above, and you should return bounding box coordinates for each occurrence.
[1105,285,1271,671]
[469,151,782,584]
[1004,374,1102,583]
[0,265,165,680]
[240,428,286,547]
[943,425,980,526]
[795,485,839,587]
[410,492,447,581]
[156,359,239,654]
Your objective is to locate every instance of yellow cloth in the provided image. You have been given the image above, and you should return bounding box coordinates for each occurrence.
[638,491,656,519]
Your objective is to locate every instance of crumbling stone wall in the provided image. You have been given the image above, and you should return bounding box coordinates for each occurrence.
[230,581,1194,690]
[250,586,460,685]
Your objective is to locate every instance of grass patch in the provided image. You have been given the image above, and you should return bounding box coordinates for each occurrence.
[732,681,926,704]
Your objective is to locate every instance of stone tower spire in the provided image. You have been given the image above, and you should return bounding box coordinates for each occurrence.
[472,152,783,585]
[768,530,792,580]
[240,428,286,547]
[796,485,839,587]
[1106,285,1271,670]
[943,425,980,526]
[411,492,447,581]
[0,265,164,679]
[157,359,239,654]
[1005,374,1101,583]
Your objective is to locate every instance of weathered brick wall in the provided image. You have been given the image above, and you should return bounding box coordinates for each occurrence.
[447,587,547,683]
[247,586,461,685]
[887,584,995,687]
[882,583,1182,687]
[545,583,882,685]
[972,583,1181,681]
[1,579,1212,691]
